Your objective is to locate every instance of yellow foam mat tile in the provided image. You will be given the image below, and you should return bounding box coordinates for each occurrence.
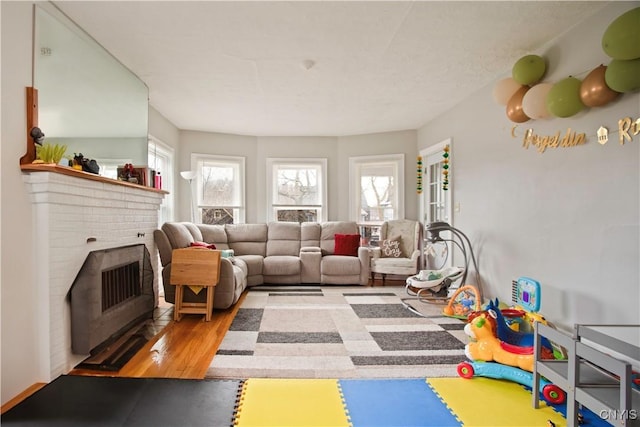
[234,378,351,427]
[427,377,565,427]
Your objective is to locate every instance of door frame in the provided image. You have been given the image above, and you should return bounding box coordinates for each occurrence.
[419,138,453,227]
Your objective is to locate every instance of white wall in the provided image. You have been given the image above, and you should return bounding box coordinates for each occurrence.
[417,2,640,329]
[1,1,42,406]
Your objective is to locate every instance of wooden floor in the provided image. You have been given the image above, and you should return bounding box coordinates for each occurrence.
[70,291,248,379]
[72,279,398,380]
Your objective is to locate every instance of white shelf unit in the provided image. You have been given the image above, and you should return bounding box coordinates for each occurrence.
[533,323,640,427]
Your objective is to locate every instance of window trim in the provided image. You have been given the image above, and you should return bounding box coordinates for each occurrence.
[266,157,328,223]
[191,153,246,224]
[149,135,175,224]
[348,153,405,222]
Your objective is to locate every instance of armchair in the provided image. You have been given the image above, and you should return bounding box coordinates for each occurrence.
[370,219,422,285]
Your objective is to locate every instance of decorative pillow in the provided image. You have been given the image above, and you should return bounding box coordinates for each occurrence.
[381,235,404,258]
[334,233,360,256]
[190,241,217,249]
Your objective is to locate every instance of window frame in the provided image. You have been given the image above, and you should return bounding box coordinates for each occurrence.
[191,153,246,224]
[148,135,175,225]
[266,157,328,223]
[348,153,405,223]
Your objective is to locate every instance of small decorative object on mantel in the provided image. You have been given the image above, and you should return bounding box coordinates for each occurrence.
[442,145,450,191]
[73,153,100,175]
[33,142,67,165]
[117,164,148,185]
[416,156,423,194]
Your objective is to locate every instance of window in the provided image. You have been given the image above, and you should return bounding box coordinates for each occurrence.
[148,136,175,225]
[349,154,404,223]
[266,158,327,223]
[192,154,245,224]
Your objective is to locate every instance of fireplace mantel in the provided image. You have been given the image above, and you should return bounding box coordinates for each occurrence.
[21,164,168,195]
[22,168,165,381]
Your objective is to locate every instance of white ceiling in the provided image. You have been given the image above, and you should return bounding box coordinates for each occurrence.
[53,1,607,137]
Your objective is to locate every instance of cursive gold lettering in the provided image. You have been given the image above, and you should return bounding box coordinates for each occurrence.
[619,117,632,145]
[618,117,640,145]
[522,128,586,153]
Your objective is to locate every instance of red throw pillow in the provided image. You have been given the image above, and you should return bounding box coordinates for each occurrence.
[190,241,217,249]
[334,234,360,256]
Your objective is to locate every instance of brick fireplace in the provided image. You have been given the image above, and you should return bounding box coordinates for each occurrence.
[22,168,165,381]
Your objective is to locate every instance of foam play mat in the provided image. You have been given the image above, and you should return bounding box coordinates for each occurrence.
[5,375,612,426]
[233,377,578,427]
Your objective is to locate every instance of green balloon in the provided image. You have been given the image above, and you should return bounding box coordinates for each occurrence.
[546,77,585,118]
[512,55,546,85]
[605,58,640,92]
[602,7,640,60]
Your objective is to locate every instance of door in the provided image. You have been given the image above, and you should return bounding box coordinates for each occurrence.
[420,139,453,270]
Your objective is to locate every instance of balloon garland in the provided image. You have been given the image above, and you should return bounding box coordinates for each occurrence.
[416,156,423,194]
[494,6,640,123]
[442,145,450,191]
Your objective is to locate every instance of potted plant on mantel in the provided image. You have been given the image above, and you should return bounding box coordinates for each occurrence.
[33,143,67,165]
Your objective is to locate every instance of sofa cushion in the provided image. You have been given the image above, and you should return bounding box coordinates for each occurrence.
[380,235,404,258]
[161,222,196,249]
[198,224,229,249]
[301,222,321,247]
[263,255,300,276]
[334,233,360,256]
[321,255,361,276]
[235,254,264,277]
[226,224,267,256]
[320,221,358,255]
[382,220,419,259]
[266,222,301,256]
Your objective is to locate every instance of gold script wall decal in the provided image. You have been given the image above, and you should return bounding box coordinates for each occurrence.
[522,128,587,153]
[618,117,640,145]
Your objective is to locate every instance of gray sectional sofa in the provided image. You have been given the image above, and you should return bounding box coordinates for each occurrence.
[154,221,370,309]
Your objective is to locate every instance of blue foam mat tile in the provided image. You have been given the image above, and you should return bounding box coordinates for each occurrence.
[340,379,461,427]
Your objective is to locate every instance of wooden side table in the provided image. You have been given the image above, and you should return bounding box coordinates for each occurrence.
[169,248,221,322]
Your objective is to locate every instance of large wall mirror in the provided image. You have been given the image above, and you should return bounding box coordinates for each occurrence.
[34,3,149,171]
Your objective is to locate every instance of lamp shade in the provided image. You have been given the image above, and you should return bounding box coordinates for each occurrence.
[180,170,197,180]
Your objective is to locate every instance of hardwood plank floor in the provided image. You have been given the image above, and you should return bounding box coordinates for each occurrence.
[74,279,398,379]
[70,291,247,379]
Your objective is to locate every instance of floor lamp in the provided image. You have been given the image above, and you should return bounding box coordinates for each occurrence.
[180,171,197,223]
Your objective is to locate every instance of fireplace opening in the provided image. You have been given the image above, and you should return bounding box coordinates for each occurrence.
[69,244,154,356]
[102,261,141,312]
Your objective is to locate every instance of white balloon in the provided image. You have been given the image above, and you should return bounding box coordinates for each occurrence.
[522,82,553,119]
[492,77,523,105]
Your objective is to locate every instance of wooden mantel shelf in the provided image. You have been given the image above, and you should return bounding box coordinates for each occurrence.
[21,163,169,195]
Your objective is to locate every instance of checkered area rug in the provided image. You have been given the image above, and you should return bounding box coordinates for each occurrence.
[206,286,469,379]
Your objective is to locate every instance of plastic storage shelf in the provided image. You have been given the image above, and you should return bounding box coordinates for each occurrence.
[533,323,639,427]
